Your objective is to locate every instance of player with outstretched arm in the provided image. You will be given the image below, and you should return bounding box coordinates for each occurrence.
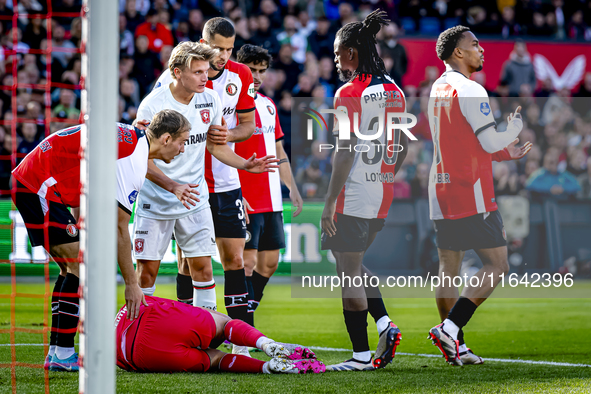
[12,109,199,371]
[427,26,532,366]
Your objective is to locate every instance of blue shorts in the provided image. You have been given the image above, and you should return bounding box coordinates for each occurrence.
[245,211,286,251]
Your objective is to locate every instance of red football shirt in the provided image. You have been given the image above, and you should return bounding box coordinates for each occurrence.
[332,73,406,219]
[235,93,284,213]
[427,66,498,220]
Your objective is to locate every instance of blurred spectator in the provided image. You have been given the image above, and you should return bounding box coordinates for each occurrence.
[251,15,280,58]
[52,89,80,120]
[500,40,536,97]
[566,148,588,176]
[0,0,13,33]
[120,14,135,56]
[296,158,329,199]
[124,0,146,34]
[274,44,303,92]
[527,11,554,37]
[578,156,591,199]
[17,123,39,163]
[187,9,204,42]
[308,16,334,60]
[526,149,581,200]
[410,162,429,199]
[0,132,13,191]
[135,8,173,53]
[277,90,292,160]
[501,6,521,38]
[378,22,407,87]
[493,161,520,196]
[259,0,282,30]
[277,15,308,64]
[22,17,46,50]
[132,35,160,96]
[70,18,82,47]
[392,169,411,199]
[51,24,76,69]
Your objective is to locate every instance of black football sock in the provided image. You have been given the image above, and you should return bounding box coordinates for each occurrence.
[50,275,65,347]
[364,285,388,322]
[245,275,255,326]
[447,297,478,329]
[343,309,370,355]
[56,273,80,349]
[251,270,269,312]
[224,268,249,321]
[457,328,465,346]
[176,273,193,304]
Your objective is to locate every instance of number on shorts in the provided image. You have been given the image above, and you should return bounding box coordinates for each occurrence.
[236,199,245,220]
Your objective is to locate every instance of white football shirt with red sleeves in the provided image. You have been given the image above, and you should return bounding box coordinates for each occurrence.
[235,93,284,213]
[153,60,255,193]
[12,123,149,214]
[332,74,406,219]
[427,65,498,220]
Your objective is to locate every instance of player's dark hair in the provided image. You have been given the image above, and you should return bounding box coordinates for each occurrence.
[336,9,390,81]
[236,44,272,68]
[203,17,235,42]
[436,25,471,61]
[148,109,191,140]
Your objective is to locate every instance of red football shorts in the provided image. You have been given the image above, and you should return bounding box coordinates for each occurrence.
[116,296,217,372]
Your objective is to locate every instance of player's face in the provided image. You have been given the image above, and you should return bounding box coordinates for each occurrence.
[203,34,234,72]
[334,37,357,82]
[244,61,268,92]
[161,130,190,163]
[457,31,484,72]
[177,59,209,93]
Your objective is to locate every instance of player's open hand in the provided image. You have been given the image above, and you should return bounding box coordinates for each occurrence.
[244,153,280,173]
[207,117,229,145]
[173,183,200,209]
[291,189,303,217]
[506,138,533,160]
[507,106,522,123]
[133,119,150,130]
[125,283,148,320]
[321,200,337,237]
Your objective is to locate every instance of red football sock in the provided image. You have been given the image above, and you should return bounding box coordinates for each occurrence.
[224,319,265,347]
[219,354,265,373]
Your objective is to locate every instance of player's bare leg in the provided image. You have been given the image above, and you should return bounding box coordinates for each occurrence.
[136,259,161,295]
[435,249,465,321]
[246,249,279,325]
[46,242,81,371]
[175,245,193,304]
[217,237,250,354]
[186,256,216,309]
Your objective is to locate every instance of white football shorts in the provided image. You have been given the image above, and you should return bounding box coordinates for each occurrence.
[132,207,217,260]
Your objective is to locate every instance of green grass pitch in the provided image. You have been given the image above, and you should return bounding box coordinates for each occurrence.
[1,281,591,393]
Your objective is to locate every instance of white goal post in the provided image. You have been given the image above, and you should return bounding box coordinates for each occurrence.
[79,0,119,393]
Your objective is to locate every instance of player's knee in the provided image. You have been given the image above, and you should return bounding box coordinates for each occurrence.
[205,348,226,370]
[189,262,213,282]
[222,253,244,270]
[498,259,510,276]
[138,270,156,288]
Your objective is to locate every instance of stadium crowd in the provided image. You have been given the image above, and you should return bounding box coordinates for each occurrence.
[0,0,590,201]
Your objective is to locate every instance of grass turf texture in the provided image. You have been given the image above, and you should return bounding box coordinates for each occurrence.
[1,281,590,393]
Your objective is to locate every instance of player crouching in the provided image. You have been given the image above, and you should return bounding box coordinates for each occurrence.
[115,296,325,374]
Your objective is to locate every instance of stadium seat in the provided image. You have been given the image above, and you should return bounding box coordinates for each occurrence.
[401,17,416,33]
[419,17,441,35]
[444,17,461,30]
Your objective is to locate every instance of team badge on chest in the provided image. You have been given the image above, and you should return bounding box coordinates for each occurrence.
[226,83,238,96]
[200,109,211,124]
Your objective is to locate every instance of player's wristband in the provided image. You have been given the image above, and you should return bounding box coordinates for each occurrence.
[278,158,288,165]
[492,148,512,162]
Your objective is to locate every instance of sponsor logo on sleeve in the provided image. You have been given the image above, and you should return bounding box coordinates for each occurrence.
[128,190,139,204]
[480,102,491,116]
[200,109,211,124]
[247,82,255,98]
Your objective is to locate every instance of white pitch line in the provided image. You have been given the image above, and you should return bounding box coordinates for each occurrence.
[2,344,590,368]
[308,346,591,368]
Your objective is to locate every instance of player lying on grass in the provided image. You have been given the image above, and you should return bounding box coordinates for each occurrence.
[115,295,325,374]
[11,110,200,371]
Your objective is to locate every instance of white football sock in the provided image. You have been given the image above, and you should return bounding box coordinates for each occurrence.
[140,284,155,296]
[55,346,75,360]
[262,362,271,374]
[193,280,217,310]
[256,336,273,350]
[442,318,459,340]
[458,344,468,353]
[353,351,372,363]
[376,316,392,335]
[48,345,56,357]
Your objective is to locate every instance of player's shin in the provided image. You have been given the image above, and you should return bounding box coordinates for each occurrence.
[250,270,269,313]
[176,273,193,304]
[55,273,79,359]
[193,279,217,309]
[343,309,371,362]
[224,268,249,321]
[223,319,269,348]
[245,275,255,326]
[445,297,478,339]
[49,275,65,357]
[219,353,266,373]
